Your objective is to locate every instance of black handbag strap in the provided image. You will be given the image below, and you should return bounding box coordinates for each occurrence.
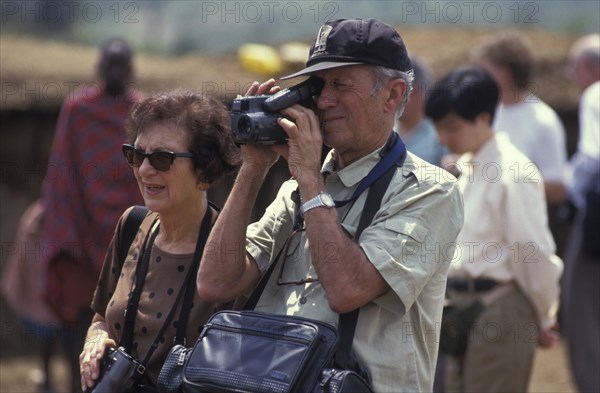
[108,205,148,352]
[118,206,149,270]
[173,201,220,346]
[121,216,159,352]
[335,162,398,369]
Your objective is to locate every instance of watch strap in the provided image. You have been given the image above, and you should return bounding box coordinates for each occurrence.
[300,192,333,215]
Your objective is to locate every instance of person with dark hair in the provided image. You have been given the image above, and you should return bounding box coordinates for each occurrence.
[395,56,447,166]
[79,91,240,392]
[39,37,144,392]
[425,67,563,392]
[197,18,464,392]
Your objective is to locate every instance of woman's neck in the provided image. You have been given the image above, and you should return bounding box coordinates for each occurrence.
[155,199,208,254]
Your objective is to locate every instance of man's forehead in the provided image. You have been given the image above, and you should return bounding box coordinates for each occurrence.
[312,64,373,79]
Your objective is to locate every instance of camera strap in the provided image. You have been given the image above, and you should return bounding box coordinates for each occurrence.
[120,204,213,370]
[334,131,406,208]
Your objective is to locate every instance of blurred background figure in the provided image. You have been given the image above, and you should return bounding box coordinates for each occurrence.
[472,32,568,254]
[426,66,563,393]
[563,33,600,393]
[38,38,144,392]
[1,199,61,392]
[395,56,448,167]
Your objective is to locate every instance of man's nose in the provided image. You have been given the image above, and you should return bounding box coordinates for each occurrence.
[316,85,336,109]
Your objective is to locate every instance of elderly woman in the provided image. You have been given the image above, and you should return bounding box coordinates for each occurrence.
[79,91,240,392]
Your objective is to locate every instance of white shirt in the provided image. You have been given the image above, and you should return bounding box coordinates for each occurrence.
[494,97,567,183]
[449,133,563,329]
[568,81,600,209]
[578,81,600,158]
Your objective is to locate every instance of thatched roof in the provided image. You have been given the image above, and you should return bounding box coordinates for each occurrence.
[1,27,581,112]
[0,34,265,111]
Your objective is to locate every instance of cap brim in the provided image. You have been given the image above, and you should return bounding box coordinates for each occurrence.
[280,61,365,80]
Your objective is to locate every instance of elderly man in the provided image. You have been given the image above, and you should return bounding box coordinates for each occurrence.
[198,19,463,392]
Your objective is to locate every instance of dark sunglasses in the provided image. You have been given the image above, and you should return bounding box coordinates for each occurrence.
[122,144,195,172]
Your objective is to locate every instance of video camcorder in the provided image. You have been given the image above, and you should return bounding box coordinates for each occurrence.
[231,77,324,145]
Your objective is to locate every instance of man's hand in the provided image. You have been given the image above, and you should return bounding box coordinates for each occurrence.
[240,79,282,171]
[276,104,323,188]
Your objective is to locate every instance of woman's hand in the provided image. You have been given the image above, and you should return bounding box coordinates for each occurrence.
[538,323,560,349]
[79,317,117,392]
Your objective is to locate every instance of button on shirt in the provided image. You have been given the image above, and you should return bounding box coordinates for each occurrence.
[246,145,464,392]
[449,133,563,329]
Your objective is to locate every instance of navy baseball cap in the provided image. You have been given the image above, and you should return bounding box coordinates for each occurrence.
[281,18,412,80]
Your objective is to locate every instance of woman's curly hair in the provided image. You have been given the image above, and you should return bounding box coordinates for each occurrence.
[126,90,241,183]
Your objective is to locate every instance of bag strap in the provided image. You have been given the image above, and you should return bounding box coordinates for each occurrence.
[335,131,406,208]
[121,217,159,352]
[243,238,288,311]
[335,162,398,369]
[118,205,149,270]
[173,201,221,346]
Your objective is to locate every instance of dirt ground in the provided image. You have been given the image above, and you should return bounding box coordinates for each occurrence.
[0,339,576,393]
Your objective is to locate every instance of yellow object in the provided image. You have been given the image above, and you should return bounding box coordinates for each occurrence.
[238,43,283,75]
[279,42,310,67]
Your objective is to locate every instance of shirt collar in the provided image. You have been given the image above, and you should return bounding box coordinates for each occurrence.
[321,144,386,188]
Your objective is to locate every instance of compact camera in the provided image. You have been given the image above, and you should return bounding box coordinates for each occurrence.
[231,77,324,144]
[91,346,144,393]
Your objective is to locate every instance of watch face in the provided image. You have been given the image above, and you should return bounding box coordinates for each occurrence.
[321,193,335,207]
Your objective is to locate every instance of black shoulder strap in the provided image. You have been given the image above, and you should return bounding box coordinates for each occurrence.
[242,237,288,311]
[173,201,221,345]
[121,218,159,352]
[118,205,148,268]
[335,162,397,369]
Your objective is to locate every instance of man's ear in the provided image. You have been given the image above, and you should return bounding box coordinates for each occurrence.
[384,78,407,114]
[475,112,492,127]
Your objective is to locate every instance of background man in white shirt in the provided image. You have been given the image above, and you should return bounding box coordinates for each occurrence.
[426,66,563,393]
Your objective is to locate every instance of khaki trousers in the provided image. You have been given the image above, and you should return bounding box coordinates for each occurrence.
[444,285,538,393]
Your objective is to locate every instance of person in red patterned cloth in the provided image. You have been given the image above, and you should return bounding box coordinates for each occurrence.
[39,38,143,392]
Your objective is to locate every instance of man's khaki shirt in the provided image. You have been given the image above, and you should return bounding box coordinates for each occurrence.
[247,145,464,392]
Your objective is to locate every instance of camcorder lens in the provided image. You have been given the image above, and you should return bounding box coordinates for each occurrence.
[238,116,253,136]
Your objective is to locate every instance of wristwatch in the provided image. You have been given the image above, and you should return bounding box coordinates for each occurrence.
[300,192,335,215]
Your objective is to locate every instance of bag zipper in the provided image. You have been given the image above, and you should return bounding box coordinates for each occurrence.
[187,322,320,392]
[205,323,315,346]
[177,350,186,366]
